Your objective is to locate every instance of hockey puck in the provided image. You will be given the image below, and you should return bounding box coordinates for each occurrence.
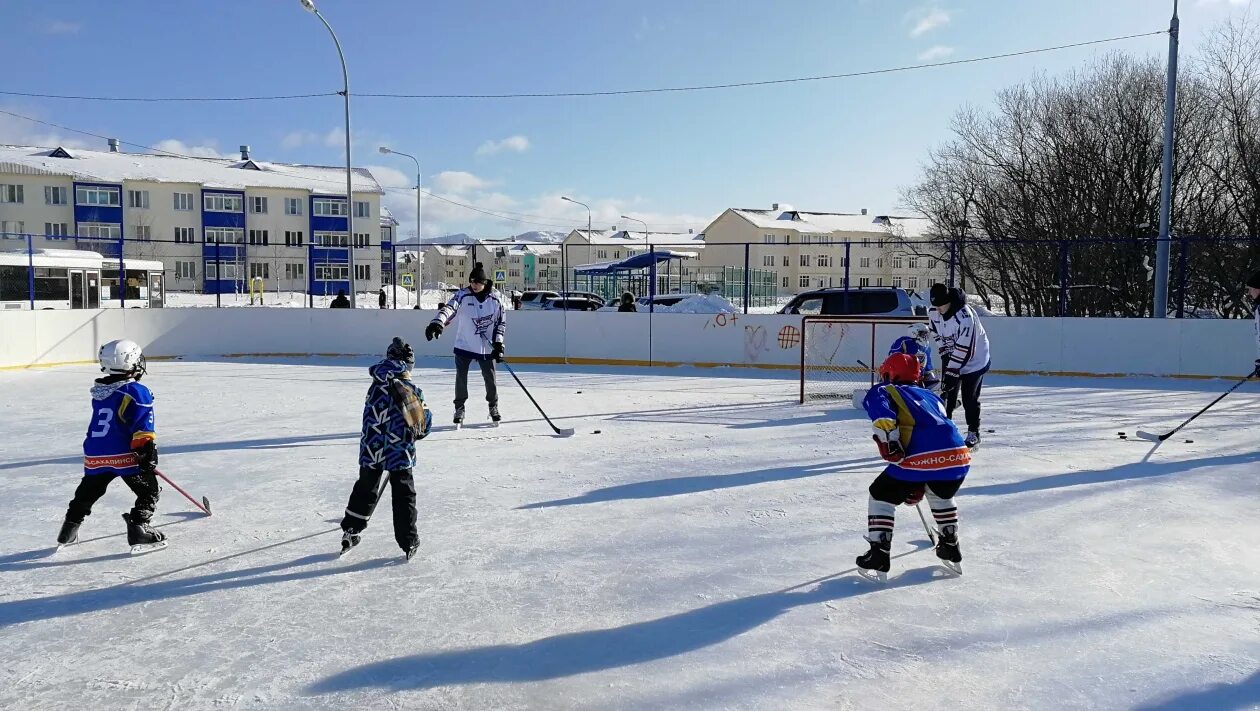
[986,429,995,434]
[1184,439,1194,443]
[593,429,602,434]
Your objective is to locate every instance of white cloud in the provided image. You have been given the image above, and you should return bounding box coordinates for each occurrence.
[152,139,230,159]
[908,7,951,37]
[280,128,344,150]
[431,171,490,194]
[475,135,531,156]
[917,45,955,61]
[0,106,90,149]
[45,21,80,35]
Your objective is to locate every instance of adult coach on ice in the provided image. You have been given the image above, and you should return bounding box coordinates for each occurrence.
[928,283,990,450]
[425,262,507,426]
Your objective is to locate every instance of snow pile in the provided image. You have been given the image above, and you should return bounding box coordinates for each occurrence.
[653,294,737,313]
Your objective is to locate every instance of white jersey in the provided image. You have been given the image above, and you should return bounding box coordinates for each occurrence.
[1254,301,1259,358]
[432,288,507,357]
[929,303,990,377]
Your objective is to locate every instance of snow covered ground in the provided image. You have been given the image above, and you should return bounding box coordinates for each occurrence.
[1,360,1257,710]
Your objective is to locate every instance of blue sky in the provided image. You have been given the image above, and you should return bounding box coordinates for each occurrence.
[0,0,1251,240]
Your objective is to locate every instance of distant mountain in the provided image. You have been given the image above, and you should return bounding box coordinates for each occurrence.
[395,232,476,246]
[395,230,568,246]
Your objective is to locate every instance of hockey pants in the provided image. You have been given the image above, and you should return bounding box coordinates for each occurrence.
[340,465,418,550]
[454,351,498,408]
[66,471,161,525]
[866,470,962,541]
[943,369,985,433]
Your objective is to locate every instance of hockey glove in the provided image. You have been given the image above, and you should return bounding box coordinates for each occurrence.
[872,436,906,464]
[491,342,505,363]
[425,322,443,341]
[1253,358,1260,377]
[133,439,158,474]
[941,373,960,395]
[903,484,925,505]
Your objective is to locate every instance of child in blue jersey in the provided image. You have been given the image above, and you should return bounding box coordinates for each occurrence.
[57,339,167,553]
[857,353,971,579]
[888,323,940,392]
[339,337,432,560]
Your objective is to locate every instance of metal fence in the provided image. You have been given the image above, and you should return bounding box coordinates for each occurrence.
[1,232,1256,317]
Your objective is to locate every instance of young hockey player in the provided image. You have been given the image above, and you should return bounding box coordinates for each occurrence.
[857,353,971,581]
[425,262,507,426]
[339,337,432,560]
[928,283,991,450]
[57,339,166,555]
[888,323,940,392]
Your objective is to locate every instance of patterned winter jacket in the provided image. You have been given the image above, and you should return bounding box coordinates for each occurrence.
[359,359,428,470]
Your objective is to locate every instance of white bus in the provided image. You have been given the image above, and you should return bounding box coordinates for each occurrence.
[0,249,165,310]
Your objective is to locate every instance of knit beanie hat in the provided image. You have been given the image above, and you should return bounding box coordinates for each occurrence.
[468,262,487,284]
[929,283,950,307]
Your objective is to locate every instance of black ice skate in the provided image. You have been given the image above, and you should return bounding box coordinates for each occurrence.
[964,430,980,451]
[935,524,962,575]
[489,404,501,426]
[405,542,420,562]
[453,406,465,429]
[339,530,361,558]
[123,513,167,555]
[56,519,81,550]
[856,534,892,583]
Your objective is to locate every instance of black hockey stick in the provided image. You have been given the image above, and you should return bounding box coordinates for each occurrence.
[1136,367,1259,442]
[501,361,575,437]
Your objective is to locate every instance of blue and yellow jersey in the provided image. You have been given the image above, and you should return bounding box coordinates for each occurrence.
[82,379,156,476]
[862,383,969,482]
[888,336,935,372]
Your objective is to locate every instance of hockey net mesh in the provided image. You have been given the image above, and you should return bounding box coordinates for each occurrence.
[800,318,921,404]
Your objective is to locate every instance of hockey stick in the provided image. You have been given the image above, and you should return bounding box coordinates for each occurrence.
[1135,367,1259,442]
[914,501,937,546]
[501,361,575,437]
[155,469,211,516]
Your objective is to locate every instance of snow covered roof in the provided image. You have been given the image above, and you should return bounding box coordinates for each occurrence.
[576,229,705,247]
[0,145,384,195]
[730,208,931,237]
[379,206,399,227]
[425,245,471,258]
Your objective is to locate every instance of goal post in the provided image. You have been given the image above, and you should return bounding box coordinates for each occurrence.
[799,316,925,405]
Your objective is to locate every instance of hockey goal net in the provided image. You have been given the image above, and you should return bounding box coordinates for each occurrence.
[799,317,924,404]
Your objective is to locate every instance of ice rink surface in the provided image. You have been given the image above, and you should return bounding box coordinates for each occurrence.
[0,358,1257,710]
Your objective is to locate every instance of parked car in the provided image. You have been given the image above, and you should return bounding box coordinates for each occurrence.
[777,287,925,317]
[542,297,603,311]
[597,293,693,311]
[518,290,559,310]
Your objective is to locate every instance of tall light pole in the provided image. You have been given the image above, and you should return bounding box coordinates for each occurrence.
[300,0,356,307]
[561,196,590,295]
[620,215,648,244]
[379,145,421,307]
[1153,0,1180,318]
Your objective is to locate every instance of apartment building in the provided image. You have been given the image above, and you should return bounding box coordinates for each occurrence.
[473,241,562,293]
[698,204,946,296]
[420,244,472,288]
[0,142,385,296]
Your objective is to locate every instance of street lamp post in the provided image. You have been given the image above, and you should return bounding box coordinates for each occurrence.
[561,196,590,296]
[300,0,356,307]
[621,214,649,297]
[379,145,421,309]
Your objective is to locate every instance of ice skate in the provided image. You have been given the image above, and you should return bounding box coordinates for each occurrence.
[453,406,465,429]
[855,534,892,583]
[935,524,962,575]
[964,430,980,451]
[404,542,420,562]
[123,513,167,555]
[489,404,501,426]
[339,530,361,558]
[56,518,80,548]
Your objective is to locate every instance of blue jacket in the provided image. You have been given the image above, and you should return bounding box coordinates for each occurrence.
[862,383,970,482]
[359,359,428,470]
[83,378,155,476]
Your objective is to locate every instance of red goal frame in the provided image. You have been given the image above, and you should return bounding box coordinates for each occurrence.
[798,316,924,404]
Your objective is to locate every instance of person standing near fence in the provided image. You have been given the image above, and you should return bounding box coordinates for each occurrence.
[618,292,638,312]
[928,283,990,450]
[425,263,507,426]
[1249,271,1260,373]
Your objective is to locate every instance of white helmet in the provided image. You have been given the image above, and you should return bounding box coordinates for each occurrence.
[99,339,146,377]
[908,323,931,346]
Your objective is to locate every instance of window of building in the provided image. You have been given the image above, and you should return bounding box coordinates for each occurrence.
[44,222,70,239]
[859,277,871,287]
[315,264,349,281]
[285,262,305,280]
[205,227,245,244]
[77,222,121,239]
[892,276,903,288]
[76,186,120,206]
[908,277,919,289]
[250,263,270,279]
[762,255,774,267]
[876,277,884,286]
[597,249,608,259]
[799,275,810,287]
[354,264,371,281]
[284,230,305,247]
[314,232,349,247]
[249,196,268,214]
[45,186,67,205]
[1,220,25,238]
[509,269,520,277]
[174,227,195,243]
[175,260,196,279]
[206,261,240,280]
[928,258,937,269]
[876,258,884,269]
[763,234,776,244]
[204,193,243,212]
[0,184,24,204]
[782,276,790,288]
[799,254,811,267]
[860,257,870,268]
[127,190,149,209]
[248,229,270,246]
[354,201,370,218]
[817,254,831,268]
[908,258,918,269]
[353,233,370,248]
[173,192,194,211]
[131,225,152,241]
[284,197,302,215]
[313,198,347,216]
[840,257,848,267]
[892,257,903,269]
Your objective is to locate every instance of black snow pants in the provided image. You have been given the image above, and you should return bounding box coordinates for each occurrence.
[66,472,161,525]
[340,465,418,551]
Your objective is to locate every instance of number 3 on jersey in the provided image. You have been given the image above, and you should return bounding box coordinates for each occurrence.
[90,408,114,437]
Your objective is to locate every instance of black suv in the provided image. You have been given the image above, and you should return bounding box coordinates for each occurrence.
[778,287,925,317]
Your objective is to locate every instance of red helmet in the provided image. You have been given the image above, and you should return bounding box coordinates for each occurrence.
[879,353,921,385]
